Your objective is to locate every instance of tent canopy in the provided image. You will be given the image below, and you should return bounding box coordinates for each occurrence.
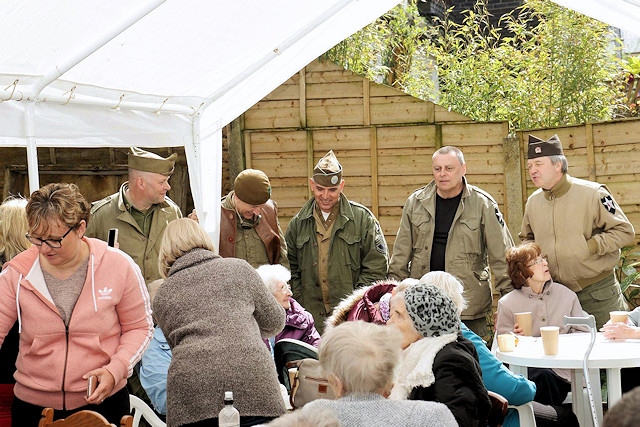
[550,0,640,35]
[0,0,401,236]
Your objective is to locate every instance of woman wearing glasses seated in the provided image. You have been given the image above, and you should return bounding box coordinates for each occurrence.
[495,242,583,425]
[0,183,152,426]
[256,264,320,349]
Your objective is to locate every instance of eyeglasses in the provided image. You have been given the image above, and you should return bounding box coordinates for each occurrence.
[527,255,548,267]
[26,226,75,248]
[279,283,292,293]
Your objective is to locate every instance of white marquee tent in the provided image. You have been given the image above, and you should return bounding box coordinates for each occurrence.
[0,0,401,239]
[550,0,640,35]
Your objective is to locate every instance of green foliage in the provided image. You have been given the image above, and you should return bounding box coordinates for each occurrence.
[325,0,629,130]
[616,245,640,308]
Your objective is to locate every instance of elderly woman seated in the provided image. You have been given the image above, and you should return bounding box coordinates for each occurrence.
[300,321,457,427]
[387,282,490,427]
[256,264,320,349]
[419,271,536,427]
[496,242,583,426]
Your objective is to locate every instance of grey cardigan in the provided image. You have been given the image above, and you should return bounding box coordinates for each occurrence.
[153,248,286,426]
[304,393,457,427]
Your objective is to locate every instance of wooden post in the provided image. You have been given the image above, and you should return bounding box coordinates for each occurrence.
[231,116,246,177]
[306,130,314,199]
[299,68,307,128]
[370,126,379,216]
[503,132,524,242]
[363,79,370,126]
[585,123,596,181]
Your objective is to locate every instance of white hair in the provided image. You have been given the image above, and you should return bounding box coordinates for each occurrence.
[418,271,468,314]
[256,264,291,294]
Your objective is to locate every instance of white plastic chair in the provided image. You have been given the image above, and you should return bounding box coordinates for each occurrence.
[509,402,537,427]
[129,394,166,427]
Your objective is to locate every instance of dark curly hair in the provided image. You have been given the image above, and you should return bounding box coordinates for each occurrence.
[505,243,541,289]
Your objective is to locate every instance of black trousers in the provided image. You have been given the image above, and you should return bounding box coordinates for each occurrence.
[11,385,129,427]
[528,367,571,406]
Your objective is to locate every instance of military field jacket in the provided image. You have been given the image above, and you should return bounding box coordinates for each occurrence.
[285,195,388,323]
[389,178,514,320]
[86,182,182,283]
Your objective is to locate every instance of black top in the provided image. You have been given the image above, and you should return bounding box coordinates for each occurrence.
[430,191,462,271]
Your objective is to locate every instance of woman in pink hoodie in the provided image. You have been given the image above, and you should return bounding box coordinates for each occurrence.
[0,183,153,426]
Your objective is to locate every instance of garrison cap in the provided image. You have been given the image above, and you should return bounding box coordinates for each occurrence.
[527,134,564,159]
[313,150,343,187]
[128,147,177,175]
[234,169,272,205]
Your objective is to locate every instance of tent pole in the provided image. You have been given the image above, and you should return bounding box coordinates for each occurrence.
[29,92,194,115]
[25,103,40,195]
[21,0,168,195]
[184,113,221,248]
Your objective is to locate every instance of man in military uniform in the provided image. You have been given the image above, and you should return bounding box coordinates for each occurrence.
[85,148,181,423]
[219,169,288,268]
[86,147,182,284]
[389,146,514,337]
[285,150,389,333]
[521,134,635,328]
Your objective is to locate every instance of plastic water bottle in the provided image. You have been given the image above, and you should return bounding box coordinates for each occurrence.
[218,391,240,427]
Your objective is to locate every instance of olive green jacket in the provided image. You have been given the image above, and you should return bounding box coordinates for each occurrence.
[285,194,389,326]
[389,178,514,320]
[86,183,182,283]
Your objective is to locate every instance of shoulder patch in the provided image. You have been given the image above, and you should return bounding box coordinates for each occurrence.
[494,207,505,227]
[601,195,616,214]
[374,221,387,255]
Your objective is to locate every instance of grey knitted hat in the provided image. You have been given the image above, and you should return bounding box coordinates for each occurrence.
[403,283,460,338]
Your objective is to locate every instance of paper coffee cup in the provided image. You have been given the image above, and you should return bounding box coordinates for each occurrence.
[540,326,559,356]
[610,311,629,323]
[515,312,533,336]
[497,334,516,352]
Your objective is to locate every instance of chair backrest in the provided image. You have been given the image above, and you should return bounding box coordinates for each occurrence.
[38,408,134,427]
[129,394,167,427]
[273,338,319,392]
[487,391,509,427]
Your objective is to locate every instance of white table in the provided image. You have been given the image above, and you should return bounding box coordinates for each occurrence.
[496,333,640,427]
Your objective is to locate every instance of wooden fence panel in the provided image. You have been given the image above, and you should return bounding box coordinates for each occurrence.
[242,59,640,252]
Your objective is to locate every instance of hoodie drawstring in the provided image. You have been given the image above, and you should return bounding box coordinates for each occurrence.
[91,254,97,312]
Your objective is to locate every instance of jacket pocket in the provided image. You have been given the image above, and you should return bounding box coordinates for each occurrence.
[459,217,481,253]
[66,333,111,392]
[295,234,311,250]
[338,232,362,271]
[411,214,431,252]
[590,286,622,302]
[18,332,66,391]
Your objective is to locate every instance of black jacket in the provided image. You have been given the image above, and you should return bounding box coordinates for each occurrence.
[409,334,490,427]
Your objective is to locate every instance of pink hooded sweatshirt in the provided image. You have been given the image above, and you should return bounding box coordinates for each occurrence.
[0,238,153,410]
